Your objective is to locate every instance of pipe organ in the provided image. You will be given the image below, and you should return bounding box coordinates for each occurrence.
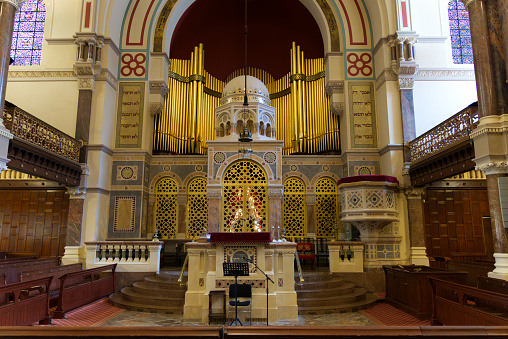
[153,43,340,155]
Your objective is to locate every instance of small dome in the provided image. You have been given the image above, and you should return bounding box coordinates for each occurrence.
[221,75,271,105]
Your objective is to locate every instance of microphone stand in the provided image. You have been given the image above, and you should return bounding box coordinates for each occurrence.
[244,257,273,326]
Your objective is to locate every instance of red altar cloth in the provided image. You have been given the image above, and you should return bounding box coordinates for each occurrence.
[337,175,399,186]
[209,232,271,243]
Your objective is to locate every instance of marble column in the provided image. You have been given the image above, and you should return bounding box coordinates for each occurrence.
[404,188,429,265]
[207,186,222,233]
[462,0,498,118]
[497,0,508,82]
[268,187,283,241]
[305,194,316,236]
[484,173,508,253]
[177,193,187,238]
[62,186,86,265]
[486,1,508,114]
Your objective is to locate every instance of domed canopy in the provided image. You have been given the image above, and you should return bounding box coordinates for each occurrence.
[220,75,271,106]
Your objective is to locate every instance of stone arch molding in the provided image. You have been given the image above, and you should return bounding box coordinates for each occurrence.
[110,0,381,82]
[214,154,275,184]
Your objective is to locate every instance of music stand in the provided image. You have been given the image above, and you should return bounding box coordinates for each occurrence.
[223,262,249,326]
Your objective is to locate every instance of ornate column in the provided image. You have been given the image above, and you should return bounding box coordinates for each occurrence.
[461,0,498,118]
[390,34,419,164]
[268,186,283,240]
[73,33,103,162]
[305,194,316,236]
[0,1,25,173]
[177,193,187,238]
[404,187,429,266]
[207,186,222,233]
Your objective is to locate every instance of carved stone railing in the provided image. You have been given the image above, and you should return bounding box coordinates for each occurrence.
[85,241,163,273]
[3,106,80,162]
[409,104,478,163]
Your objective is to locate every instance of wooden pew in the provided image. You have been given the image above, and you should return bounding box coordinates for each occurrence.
[0,257,60,285]
[0,276,53,325]
[18,263,83,307]
[53,264,116,319]
[429,277,508,326]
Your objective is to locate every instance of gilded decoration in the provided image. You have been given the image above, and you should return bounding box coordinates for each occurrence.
[186,177,208,238]
[349,82,377,148]
[315,177,338,238]
[222,161,267,232]
[154,177,178,239]
[315,0,340,51]
[283,177,307,238]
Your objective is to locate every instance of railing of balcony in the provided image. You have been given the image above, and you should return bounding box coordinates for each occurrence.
[3,106,81,162]
[409,104,478,163]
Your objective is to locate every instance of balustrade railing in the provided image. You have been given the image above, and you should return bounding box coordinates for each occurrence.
[3,106,81,162]
[85,241,163,273]
[409,104,478,163]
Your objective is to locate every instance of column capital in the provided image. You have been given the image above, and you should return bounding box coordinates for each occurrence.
[267,187,284,199]
[476,161,508,176]
[177,193,188,205]
[305,194,316,205]
[460,0,480,9]
[207,187,222,199]
[0,0,28,10]
[66,186,87,199]
[404,187,425,200]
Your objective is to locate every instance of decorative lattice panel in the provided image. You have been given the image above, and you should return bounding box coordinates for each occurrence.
[283,177,307,238]
[187,177,208,238]
[222,161,267,232]
[315,177,338,238]
[155,177,178,239]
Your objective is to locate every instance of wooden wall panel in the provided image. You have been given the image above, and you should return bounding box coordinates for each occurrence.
[424,188,492,263]
[0,189,69,257]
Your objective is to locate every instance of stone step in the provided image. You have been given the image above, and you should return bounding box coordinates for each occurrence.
[297,287,368,308]
[143,275,187,289]
[109,292,183,315]
[295,278,346,290]
[132,281,186,298]
[296,282,356,298]
[119,287,185,307]
[298,292,379,315]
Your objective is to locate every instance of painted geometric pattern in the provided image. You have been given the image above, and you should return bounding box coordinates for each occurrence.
[315,177,338,238]
[283,177,306,238]
[222,161,267,232]
[113,196,136,232]
[347,191,363,209]
[10,0,45,66]
[386,191,396,209]
[366,191,383,208]
[186,177,208,239]
[155,177,178,239]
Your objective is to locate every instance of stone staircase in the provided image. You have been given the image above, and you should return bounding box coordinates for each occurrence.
[109,272,187,314]
[296,272,378,314]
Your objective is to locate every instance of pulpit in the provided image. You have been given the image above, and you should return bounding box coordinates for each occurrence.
[183,232,298,323]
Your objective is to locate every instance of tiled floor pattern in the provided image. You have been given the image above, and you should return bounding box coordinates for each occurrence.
[40,297,430,327]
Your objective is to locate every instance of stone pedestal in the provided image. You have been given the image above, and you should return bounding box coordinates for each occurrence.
[184,240,297,323]
[328,241,364,272]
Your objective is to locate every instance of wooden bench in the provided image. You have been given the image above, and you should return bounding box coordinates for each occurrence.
[53,264,117,319]
[0,257,60,285]
[0,276,53,325]
[429,277,508,326]
[18,263,83,307]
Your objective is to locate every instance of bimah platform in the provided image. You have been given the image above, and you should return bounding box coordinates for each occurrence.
[183,232,297,323]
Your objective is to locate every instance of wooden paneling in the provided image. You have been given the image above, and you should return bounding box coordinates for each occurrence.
[0,189,68,257]
[424,188,491,263]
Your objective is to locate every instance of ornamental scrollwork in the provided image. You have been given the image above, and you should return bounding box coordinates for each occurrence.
[476,161,508,176]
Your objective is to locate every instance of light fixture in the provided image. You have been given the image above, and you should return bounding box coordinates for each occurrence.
[238,0,252,159]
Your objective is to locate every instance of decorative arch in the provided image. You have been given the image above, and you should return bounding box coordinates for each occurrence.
[150,171,183,194]
[310,171,341,191]
[282,171,311,189]
[182,171,207,189]
[215,154,275,182]
[221,160,268,232]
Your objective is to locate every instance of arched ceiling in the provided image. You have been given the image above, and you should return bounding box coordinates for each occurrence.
[170,0,324,81]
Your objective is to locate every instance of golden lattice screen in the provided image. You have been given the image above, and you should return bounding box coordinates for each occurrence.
[186,177,208,238]
[315,177,338,238]
[283,177,307,238]
[154,177,178,239]
[221,160,267,232]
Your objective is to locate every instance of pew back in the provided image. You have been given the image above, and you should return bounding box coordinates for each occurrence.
[0,276,53,325]
[54,264,116,319]
[19,263,83,297]
[0,257,60,285]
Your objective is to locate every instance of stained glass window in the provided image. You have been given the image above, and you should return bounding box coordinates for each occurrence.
[448,0,473,64]
[10,0,46,66]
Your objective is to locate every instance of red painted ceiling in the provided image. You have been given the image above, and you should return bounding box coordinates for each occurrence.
[170,0,324,81]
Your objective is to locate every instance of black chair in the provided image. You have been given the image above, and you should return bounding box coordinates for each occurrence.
[228,283,252,325]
